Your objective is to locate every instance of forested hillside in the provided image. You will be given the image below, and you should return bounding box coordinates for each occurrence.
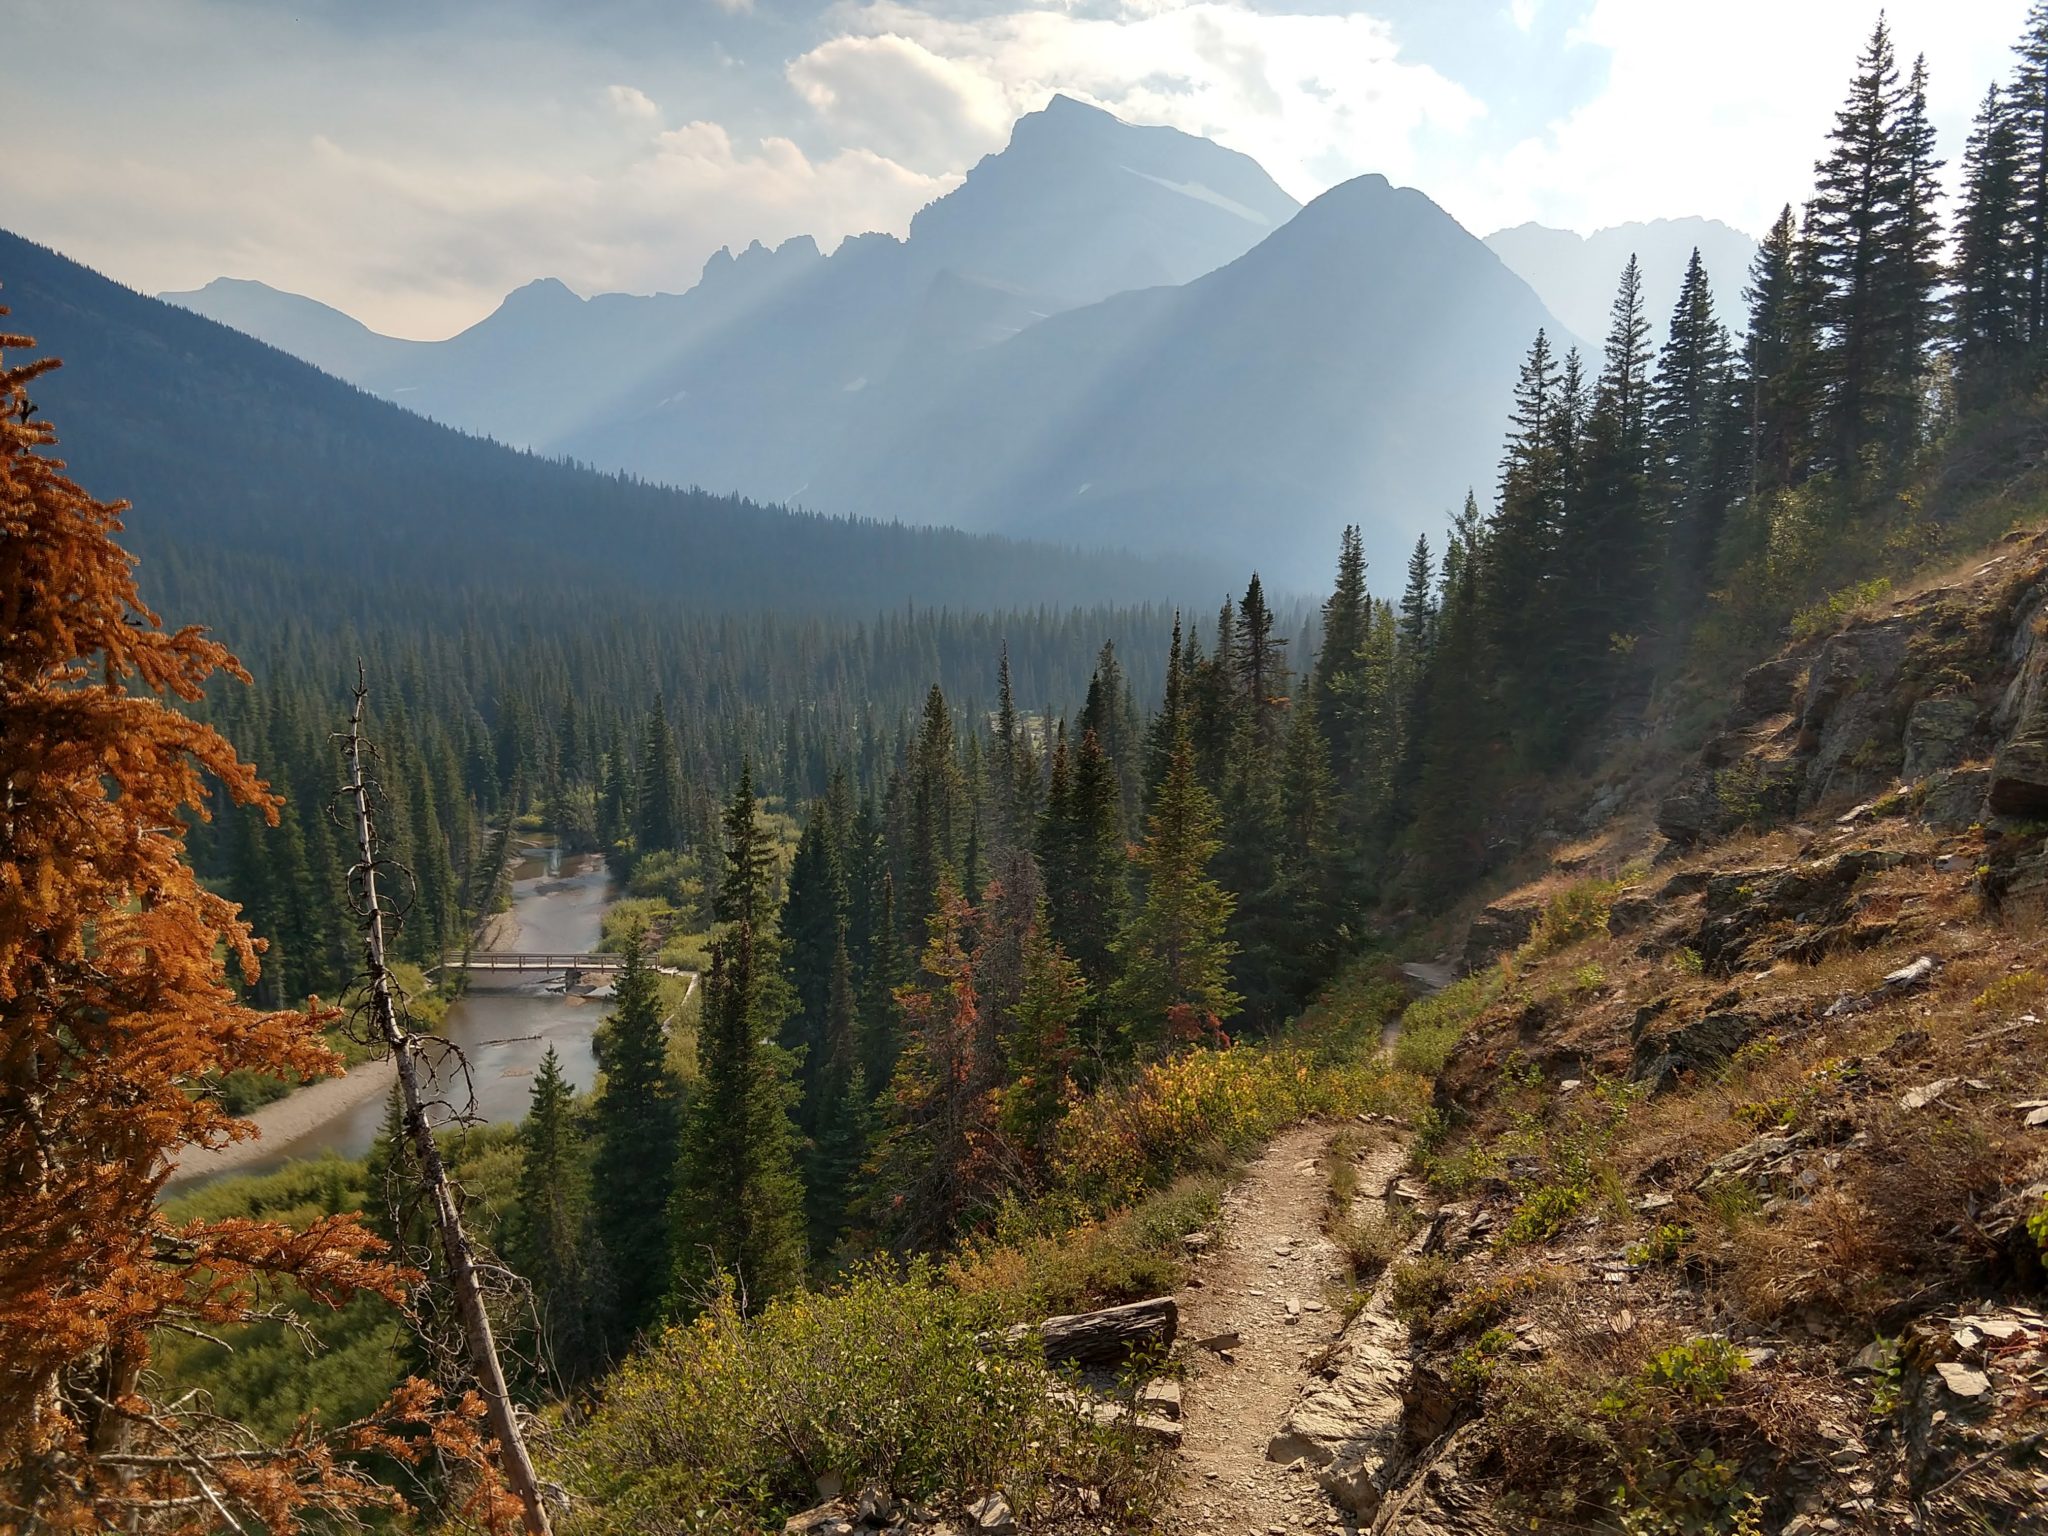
[13,6,2048,1536]
[0,228,1201,621]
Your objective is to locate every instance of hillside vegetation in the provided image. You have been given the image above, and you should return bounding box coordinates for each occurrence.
[14,8,2048,1536]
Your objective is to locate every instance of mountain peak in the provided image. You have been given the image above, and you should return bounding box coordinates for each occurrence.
[1023,92,1120,130]
[905,95,1300,307]
[500,276,582,312]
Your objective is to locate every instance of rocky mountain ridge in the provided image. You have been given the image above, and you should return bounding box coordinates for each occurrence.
[159,96,1576,585]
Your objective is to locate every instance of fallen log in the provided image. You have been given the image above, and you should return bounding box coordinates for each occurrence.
[1007,1296,1178,1369]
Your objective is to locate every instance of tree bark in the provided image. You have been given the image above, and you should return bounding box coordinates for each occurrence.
[1012,1296,1179,1369]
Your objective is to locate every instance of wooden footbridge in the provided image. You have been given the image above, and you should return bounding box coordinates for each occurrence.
[438,951,627,978]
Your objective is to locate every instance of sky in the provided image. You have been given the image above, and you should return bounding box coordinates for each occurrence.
[5,0,2032,338]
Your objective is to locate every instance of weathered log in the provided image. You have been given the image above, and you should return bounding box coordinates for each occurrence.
[1009,1296,1178,1369]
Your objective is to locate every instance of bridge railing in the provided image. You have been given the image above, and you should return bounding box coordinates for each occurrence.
[437,951,628,972]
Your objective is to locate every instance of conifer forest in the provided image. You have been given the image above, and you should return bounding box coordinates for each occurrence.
[11,8,2048,1536]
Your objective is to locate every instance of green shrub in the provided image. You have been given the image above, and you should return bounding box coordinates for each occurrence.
[1790,576,1893,641]
[1388,1256,1456,1329]
[1527,879,1621,956]
[1450,1327,1516,1391]
[556,1265,1153,1534]
[1393,971,1502,1077]
[1431,1271,1554,1343]
[948,1176,1223,1320]
[1502,1181,1588,1245]
[1331,1205,1410,1282]
[1628,1338,1747,1407]
[1626,1225,1692,1266]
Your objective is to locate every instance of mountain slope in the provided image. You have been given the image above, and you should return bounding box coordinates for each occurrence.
[163,95,1296,481]
[2,228,1195,622]
[903,92,1300,307]
[159,276,423,382]
[1485,216,1757,349]
[805,175,1569,587]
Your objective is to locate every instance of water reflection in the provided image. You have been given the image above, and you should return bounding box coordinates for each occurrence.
[201,841,616,1178]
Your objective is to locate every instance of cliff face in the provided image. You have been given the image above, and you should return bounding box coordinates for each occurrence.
[1301,530,2048,1534]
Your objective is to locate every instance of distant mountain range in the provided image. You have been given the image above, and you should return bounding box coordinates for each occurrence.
[155,96,1749,590]
[0,228,1192,631]
[1482,218,1757,354]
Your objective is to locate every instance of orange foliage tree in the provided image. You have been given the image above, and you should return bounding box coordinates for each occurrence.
[0,312,494,1530]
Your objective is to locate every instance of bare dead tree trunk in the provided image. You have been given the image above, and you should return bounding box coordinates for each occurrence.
[340,673,553,1536]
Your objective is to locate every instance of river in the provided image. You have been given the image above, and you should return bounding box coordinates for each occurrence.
[168,840,617,1189]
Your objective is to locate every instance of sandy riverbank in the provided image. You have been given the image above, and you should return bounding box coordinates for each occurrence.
[474,906,521,951]
[165,1055,397,1190]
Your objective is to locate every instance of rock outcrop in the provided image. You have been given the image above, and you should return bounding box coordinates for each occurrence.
[1658,537,2048,850]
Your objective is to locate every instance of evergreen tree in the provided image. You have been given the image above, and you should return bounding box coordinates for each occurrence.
[1310,526,1369,757]
[634,695,686,855]
[1888,55,1945,449]
[1955,83,2027,395]
[1040,727,1128,1054]
[1653,249,1735,621]
[902,684,961,943]
[590,938,680,1342]
[2013,1,2048,349]
[1740,205,1822,497]
[1807,17,1935,483]
[1142,612,1191,807]
[1234,575,1289,758]
[670,770,808,1310]
[510,1047,602,1386]
[1079,640,1144,838]
[1557,256,1656,725]
[1189,599,1239,790]
[997,903,1087,1161]
[1111,731,1240,1060]
[780,805,848,1134]
[856,872,904,1095]
[1486,329,1566,708]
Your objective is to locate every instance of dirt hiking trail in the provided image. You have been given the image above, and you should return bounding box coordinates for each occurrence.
[1169,1122,1409,1535]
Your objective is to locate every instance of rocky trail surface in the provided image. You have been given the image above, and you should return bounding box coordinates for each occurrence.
[1168,1122,1412,1535]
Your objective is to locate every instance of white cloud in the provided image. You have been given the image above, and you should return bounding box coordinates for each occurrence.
[788,33,1014,172]
[1442,0,2032,238]
[605,84,662,125]
[11,0,2039,339]
[812,1,1485,200]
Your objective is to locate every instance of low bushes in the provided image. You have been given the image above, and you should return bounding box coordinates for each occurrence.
[947,1175,1223,1321]
[555,1265,1155,1536]
[1393,971,1501,1077]
[1052,1045,1421,1210]
[1489,1336,1773,1536]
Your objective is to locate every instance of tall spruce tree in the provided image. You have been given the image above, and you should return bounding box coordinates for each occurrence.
[589,938,680,1342]
[1042,727,1128,1055]
[1310,526,1369,757]
[1740,205,1822,498]
[1808,16,1925,484]
[780,804,848,1135]
[634,695,686,855]
[2014,1,2048,349]
[670,769,808,1310]
[1111,730,1240,1060]
[511,1047,602,1385]
[1653,249,1735,621]
[998,903,1088,1161]
[1955,83,2027,395]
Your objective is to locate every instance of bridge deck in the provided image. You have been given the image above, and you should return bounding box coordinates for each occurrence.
[440,951,628,973]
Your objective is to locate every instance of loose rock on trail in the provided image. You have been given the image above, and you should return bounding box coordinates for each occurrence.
[1167,1122,1410,1535]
